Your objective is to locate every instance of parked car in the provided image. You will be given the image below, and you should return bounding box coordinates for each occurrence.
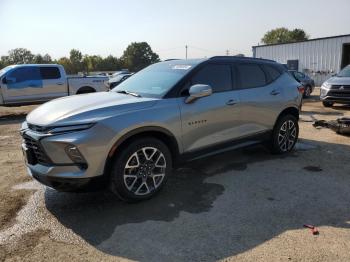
[289,70,315,98]
[20,56,302,202]
[107,73,133,88]
[320,65,350,107]
[0,64,108,106]
[110,69,130,78]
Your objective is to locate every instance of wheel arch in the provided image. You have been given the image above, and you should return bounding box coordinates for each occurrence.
[103,126,180,176]
[76,86,96,94]
[274,106,300,127]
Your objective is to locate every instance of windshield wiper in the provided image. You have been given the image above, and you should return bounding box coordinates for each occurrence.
[116,90,141,97]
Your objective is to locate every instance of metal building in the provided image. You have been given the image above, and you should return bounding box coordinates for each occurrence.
[252,34,350,85]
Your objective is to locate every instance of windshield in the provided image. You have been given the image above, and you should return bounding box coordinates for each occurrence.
[112,62,193,98]
[0,66,14,78]
[338,66,350,77]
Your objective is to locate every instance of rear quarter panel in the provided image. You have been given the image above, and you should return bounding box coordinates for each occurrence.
[67,77,109,94]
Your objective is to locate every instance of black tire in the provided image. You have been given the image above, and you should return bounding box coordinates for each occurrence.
[303,86,312,98]
[270,115,299,154]
[322,101,334,107]
[76,86,96,94]
[110,137,172,202]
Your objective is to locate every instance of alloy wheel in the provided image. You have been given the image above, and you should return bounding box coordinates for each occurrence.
[278,120,297,152]
[123,147,166,196]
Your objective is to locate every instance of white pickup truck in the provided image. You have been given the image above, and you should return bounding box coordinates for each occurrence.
[0,64,109,106]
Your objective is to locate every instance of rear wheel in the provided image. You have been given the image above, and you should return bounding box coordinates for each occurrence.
[271,115,299,154]
[76,86,96,94]
[110,137,172,202]
[303,86,312,98]
[322,101,334,107]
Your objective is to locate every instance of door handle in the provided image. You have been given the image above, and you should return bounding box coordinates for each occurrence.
[270,90,280,96]
[56,82,64,85]
[226,99,238,106]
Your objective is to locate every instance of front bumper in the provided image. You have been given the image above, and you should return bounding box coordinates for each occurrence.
[320,87,350,104]
[20,122,115,191]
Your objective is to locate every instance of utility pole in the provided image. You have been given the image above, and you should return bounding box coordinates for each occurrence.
[185,45,188,59]
[226,49,230,56]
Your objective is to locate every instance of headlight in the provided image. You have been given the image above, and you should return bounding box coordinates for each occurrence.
[321,82,331,89]
[48,123,94,134]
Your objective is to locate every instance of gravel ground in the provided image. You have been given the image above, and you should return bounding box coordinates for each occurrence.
[0,90,350,262]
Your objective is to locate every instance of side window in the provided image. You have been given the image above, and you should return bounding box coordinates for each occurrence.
[7,67,41,83]
[263,65,282,82]
[237,64,266,89]
[191,64,232,93]
[40,67,61,79]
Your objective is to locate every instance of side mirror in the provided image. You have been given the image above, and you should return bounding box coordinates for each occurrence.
[185,84,212,104]
[3,77,15,84]
[331,73,337,77]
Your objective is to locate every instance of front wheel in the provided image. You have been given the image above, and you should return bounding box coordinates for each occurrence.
[110,137,172,202]
[322,101,334,107]
[271,115,299,154]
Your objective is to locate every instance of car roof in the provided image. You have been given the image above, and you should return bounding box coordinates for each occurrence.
[9,64,61,68]
[162,56,277,66]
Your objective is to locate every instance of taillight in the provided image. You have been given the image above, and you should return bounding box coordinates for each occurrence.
[298,85,305,94]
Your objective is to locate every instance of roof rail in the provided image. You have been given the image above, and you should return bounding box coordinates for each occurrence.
[210,56,276,63]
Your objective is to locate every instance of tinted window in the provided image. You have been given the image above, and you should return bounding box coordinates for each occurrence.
[40,67,61,79]
[237,64,266,89]
[263,65,281,82]
[191,64,232,92]
[8,67,41,83]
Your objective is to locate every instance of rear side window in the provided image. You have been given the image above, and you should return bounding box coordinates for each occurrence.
[237,64,266,89]
[40,67,61,79]
[7,67,41,83]
[191,64,232,92]
[263,65,282,82]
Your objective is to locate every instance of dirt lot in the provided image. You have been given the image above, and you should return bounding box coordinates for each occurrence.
[0,90,350,262]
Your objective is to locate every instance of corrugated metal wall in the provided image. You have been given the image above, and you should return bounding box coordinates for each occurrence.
[253,35,350,86]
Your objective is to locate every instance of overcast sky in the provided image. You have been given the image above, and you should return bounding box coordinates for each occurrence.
[1,0,349,60]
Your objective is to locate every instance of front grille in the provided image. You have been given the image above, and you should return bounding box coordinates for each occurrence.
[23,135,51,165]
[328,85,350,97]
[331,85,350,90]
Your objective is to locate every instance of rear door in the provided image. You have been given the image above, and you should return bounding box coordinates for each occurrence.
[178,63,243,153]
[234,63,284,134]
[39,66,67,99]
[2,66,44,103]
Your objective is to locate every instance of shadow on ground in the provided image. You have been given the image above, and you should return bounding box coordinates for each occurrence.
[45,140,350,261]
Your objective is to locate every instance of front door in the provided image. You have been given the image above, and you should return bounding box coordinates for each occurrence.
[2,66,45,103]
[178,63,242,153]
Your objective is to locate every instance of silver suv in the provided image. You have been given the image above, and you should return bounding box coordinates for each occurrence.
[21,57,302,202]
[320,65,350,107]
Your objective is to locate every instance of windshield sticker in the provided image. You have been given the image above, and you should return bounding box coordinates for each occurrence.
[172,65,192,70]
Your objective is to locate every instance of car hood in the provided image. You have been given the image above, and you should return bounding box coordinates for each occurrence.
[26,92,159,126]
[325,76,350,85]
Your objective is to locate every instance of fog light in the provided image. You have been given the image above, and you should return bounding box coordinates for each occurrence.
[65,145,86,164]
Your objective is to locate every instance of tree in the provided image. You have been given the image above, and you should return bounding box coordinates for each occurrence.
[261,28,309,45]
[7,48,34,64]
[57,57,74,74]
[69,49,83,73]
[120,42,160,72]
[289,29,309,42]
